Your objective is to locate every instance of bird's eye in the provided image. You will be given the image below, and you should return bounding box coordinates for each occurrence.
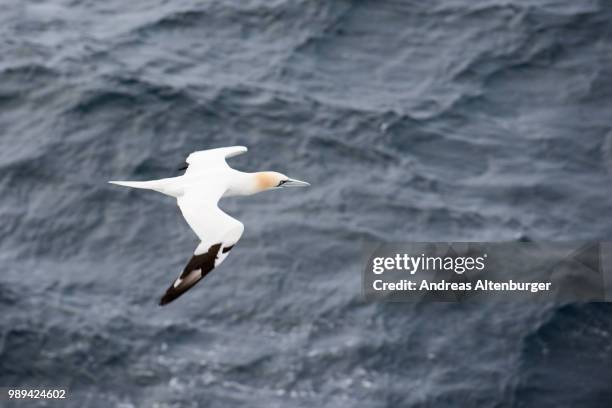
[277,179,288,187]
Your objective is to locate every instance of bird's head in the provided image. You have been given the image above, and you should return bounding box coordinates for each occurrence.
[255,171,310,192]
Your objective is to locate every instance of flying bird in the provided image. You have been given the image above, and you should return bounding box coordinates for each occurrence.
[109,146,309,305]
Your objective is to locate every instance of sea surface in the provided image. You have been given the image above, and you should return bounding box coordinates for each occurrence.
[1,0,612,407]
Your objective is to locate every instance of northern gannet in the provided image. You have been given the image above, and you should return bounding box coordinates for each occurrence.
[109,146,309,305]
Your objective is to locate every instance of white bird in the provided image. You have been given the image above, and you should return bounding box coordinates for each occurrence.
[109,146,309,306]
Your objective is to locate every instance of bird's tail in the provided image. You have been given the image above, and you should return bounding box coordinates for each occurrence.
[108,180,159,189]
[108,179,183,197]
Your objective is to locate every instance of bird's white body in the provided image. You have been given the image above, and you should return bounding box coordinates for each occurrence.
[109,146,309,305]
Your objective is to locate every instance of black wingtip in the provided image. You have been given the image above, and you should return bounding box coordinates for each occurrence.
[158,243,224,307]
[159,288,179,306]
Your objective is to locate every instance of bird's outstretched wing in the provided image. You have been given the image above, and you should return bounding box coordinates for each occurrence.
[160,183,244,305]
[181,146,247,174]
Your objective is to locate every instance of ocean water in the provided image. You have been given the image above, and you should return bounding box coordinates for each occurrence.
[1,0,612,406]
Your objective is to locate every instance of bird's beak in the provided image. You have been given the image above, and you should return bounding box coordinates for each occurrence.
[283,178,310,187]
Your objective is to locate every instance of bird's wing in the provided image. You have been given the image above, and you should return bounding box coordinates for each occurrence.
[160,183,244,305]
[182,146,247,174]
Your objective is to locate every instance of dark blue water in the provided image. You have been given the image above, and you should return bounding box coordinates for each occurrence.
[1,1,612,406]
